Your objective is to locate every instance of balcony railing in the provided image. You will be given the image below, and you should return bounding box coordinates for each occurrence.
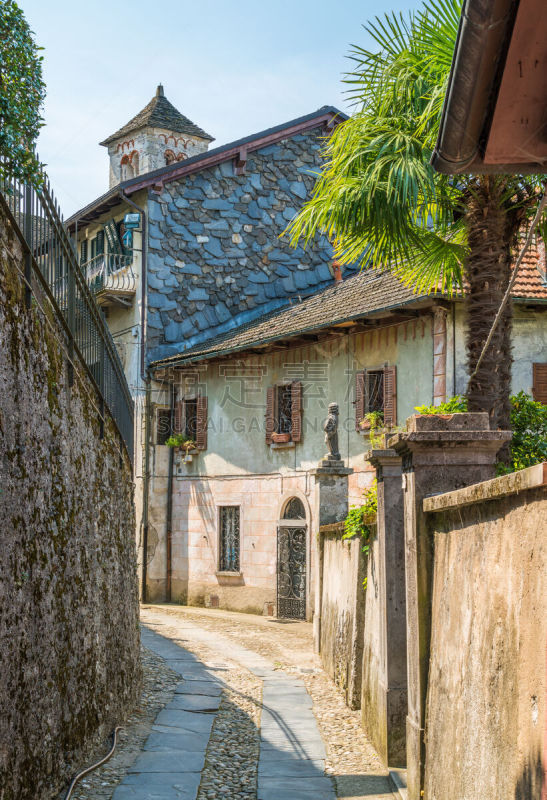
[84,252,136,307]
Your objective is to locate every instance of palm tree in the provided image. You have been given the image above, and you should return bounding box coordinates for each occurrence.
[287,0,543,441]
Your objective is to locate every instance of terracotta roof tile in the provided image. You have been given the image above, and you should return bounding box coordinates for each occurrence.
[511,241,547,299]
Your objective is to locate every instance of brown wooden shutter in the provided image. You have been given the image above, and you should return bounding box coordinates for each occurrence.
[383,365,397,428]
[355,370,365,431]
[174,399,183,434]
[532,363,547,404]
[291,381,303,442]
[265,386,275,444]
[196,395,208,450]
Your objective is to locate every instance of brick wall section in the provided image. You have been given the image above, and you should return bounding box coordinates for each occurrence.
[0,209,140,799]
[146,128,347,362]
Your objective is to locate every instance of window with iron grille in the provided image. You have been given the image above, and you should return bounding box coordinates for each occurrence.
[365,370,384,413]
[184,398,198,440]
[275,384,292,434]
[156,408,171,445]
[219,506,240,572]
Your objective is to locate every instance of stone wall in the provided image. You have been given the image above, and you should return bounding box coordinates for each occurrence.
[422,464,547,800]
[0,209,140,799]
[146,127,354,362]
[318,522,368,709]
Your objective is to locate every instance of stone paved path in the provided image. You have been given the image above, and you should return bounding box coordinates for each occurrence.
[114,609,397,800]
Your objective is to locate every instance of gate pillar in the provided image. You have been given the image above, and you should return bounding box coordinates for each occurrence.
[389,413,511,800]
[311,457,353,651]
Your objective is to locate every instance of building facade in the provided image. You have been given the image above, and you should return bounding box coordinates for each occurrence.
[68,86,547,617]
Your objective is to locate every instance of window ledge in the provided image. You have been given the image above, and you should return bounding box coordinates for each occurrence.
[215,571,244,586]
[270,441,295,450]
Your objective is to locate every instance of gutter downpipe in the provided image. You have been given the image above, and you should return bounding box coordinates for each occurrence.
[118,190,150,603]
[165,381,175,603]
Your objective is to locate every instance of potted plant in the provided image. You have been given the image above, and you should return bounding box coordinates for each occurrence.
[271,432,291,444]
[165,433,198,461]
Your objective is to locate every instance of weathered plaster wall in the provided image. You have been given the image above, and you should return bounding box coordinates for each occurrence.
[0,210,140,799]
[453,302,547,397]
[146,128,358,362]
[319,526,367,709]
[424,480,546,800]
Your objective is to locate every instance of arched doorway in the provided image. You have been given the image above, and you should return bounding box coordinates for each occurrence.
[277,497,307,620]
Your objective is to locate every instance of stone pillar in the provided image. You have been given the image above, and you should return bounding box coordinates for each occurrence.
[390,413,511,800]
[361,448,406,768]
[311,457,353,652]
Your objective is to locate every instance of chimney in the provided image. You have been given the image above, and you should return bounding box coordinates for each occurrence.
[332,260,343,282]
[156,84,164,97]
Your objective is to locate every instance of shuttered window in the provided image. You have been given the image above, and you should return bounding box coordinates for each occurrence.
[173,396,207,450]
[265,382,302,443]
[80,239,88,266]
[532,363,547,404]
[355,365,397,430]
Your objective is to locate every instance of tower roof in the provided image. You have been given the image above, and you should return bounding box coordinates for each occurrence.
[99,85,214,146]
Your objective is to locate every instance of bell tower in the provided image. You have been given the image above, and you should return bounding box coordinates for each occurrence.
[100,85,214,188]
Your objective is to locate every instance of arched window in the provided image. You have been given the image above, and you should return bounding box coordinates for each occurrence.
[120,154,134,181]
[130,150,139,176]
[165,149,176,165]
[282,497,306,520]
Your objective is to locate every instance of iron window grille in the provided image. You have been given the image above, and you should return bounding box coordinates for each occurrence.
[365,370,384,414]
[219,506,240,572]
[156,408,171,445]
[275,384,292,434]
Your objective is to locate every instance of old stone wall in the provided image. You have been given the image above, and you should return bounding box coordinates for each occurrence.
[0,209,140,799]
[318,523,368,709]
[423,466,546,800]
[146,127,357,362]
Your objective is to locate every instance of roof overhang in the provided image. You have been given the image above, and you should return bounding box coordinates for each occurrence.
[431,0,547,174]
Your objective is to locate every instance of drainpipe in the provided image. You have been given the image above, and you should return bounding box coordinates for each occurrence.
[165,381,175,602]
[118,190,149,601]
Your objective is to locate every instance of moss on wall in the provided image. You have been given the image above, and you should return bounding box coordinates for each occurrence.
[0,208,141,800]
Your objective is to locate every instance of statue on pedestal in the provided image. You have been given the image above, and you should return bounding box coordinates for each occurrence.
[323,402,340,461]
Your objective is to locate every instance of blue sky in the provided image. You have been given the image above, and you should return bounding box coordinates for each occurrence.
[22,0,416,215]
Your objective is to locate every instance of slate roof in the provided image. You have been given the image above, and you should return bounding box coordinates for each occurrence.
[67,106,344,229]
[152,251,547,369]
[100,85,213,146]
[152,270,430,367]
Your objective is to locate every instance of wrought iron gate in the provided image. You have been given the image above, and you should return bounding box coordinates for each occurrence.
[277,525,307,619]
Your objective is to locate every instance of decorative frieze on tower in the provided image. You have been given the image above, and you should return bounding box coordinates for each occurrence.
[100,85,213,188]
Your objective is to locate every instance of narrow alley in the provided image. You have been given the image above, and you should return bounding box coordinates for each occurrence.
[70,606,398,800]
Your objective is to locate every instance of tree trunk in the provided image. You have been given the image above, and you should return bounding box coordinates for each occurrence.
[464,178,521,457]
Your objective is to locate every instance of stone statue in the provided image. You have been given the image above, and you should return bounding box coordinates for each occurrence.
[323,402,340,460]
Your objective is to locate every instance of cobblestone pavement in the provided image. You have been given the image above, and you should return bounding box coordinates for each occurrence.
[70,606,396,800]
[142,605,396,800]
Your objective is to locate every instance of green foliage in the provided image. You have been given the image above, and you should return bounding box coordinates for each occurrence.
[414,395,468,414]
[343,479,377,540]
[0,0,46,186]
[359,410,385,447]
[286,0,544,295]
[498,392,547,474]
[165,433,196,450]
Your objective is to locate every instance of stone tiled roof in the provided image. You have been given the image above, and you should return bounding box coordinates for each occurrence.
[152,250,547,369]
[152,270,430,367]
[100,86,213,146]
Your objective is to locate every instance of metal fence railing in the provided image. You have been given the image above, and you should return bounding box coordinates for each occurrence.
[84,252,136,297]
[0,166,134,462]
